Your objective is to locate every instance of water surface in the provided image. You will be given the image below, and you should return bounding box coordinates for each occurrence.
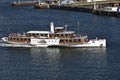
[0,0,120,80]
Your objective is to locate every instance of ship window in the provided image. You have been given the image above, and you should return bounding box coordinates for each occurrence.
[29,33,31,36]
[30,33,32,36]
[9,37,12,40]
[28,39,30,42]
[69,40,72,42]
[44,34,47,36]
[55,34,58,36]
[21,38,23,41]
[60,40,64,42]
[61,34,63,36]
[24,39,26,41]
[32,34,35,36]
[78,39,81,41]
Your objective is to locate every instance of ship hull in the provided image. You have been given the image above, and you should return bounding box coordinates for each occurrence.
[49,40,106,48]
[49,45,106,48]
[0,43,106,48]
[1,37,106,48]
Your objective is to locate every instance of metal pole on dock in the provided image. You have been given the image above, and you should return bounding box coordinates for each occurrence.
[93,0,96,10]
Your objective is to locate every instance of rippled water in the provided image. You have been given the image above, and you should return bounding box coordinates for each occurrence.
[0,0,120,80]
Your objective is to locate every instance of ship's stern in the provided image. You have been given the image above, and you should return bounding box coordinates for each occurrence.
[1,37,8,42]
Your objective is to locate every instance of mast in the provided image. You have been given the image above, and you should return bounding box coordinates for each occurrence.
[77,21,80,34]
[50,22,55,33]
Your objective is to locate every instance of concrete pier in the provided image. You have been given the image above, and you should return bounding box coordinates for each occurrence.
[93,10,120,17]
[11,1,38,6]
[34,3,50,9]
[50,5,93,13]
[11,0,120,17]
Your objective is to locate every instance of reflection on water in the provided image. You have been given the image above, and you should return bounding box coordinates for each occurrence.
[30,48,61,79]
[30,48,60,59]
[59,48,107,80]
[30,48,107,80]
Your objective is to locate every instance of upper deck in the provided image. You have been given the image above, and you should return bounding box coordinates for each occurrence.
[8,22,85,40]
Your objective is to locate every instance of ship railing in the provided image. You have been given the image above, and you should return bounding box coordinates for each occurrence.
[9,33,28,37]
[60,42,87,45]
[60,40,87,45]
[75,35,88,39]
[76,34,88,39]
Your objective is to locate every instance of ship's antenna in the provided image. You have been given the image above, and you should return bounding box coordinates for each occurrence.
[77,21,80,34]
[7,27,11,33]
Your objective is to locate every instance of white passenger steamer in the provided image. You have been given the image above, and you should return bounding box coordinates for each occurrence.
[1,22,106,48]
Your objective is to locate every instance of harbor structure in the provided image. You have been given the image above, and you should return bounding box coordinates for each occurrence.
[11,0,120,17]
[11,1,38,6]
[34,0,50,9]
[93,1,120,17]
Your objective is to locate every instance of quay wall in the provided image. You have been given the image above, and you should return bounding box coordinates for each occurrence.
[11,1,120,17]
[93,10,120,17]
[34,4,50,9]
[50,5,93,13]
[11,1,38,6]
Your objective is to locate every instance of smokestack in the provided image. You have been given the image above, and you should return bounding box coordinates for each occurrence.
[50,22,54,33]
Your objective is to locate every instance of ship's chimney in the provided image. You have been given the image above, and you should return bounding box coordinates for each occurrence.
[50,22,54,33]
